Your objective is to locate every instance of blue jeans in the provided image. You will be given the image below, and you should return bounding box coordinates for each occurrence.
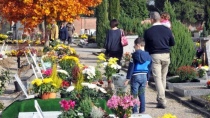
[130,74,147,113]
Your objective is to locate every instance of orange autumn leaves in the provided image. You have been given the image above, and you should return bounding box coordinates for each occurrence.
[0,0,102,28]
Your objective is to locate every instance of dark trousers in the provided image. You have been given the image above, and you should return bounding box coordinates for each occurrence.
[68,37,72,44]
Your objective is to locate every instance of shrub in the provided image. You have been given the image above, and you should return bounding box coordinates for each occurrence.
[95,0,109,47]
[176,66,197,81]
[164,1,196,75]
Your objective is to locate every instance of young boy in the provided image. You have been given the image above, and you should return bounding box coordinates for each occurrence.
[124,37,152,113]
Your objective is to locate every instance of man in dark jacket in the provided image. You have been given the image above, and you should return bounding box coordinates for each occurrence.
[124,38,152,113]
[144,11,175,109]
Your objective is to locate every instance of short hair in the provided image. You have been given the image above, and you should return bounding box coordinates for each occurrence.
[134,37,145,46]
[110,19,119,28]
[150,12,161,21]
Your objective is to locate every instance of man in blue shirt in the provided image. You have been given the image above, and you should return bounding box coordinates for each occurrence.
[144,12,175,109]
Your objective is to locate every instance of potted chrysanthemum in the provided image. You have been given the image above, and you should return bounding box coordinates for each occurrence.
[31,77,58,99]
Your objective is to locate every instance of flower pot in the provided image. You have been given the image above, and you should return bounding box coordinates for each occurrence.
[41,93,50,99]
[48,92,56,99]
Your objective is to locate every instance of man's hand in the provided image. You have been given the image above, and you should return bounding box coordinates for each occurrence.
[124,80,129,86]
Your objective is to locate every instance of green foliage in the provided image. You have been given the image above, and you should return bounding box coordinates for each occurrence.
[95,0,109,47]
[0,102,4,110]
[205,0,210,34]
[79,97,92,118]
[108,0,120,20]
[163,0,176,22]
[0,70,11,95]
[118,12,151,36]
[169,20,196,75]
[163,1,196,75]
[176,66,197,81]
[120,0,149,19]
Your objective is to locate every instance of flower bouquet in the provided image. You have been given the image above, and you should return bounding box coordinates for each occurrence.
[82,65,96,83]
[107,95,139,118]
[197,66,208,78]
[31,77,58,99]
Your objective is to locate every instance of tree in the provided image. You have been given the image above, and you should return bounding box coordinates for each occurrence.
[163,0,176,22]
[108,0,120,20]
[120,0,149,20]
[163,0,196,75]
[0,0,102,46]
[0,0,102,28]
[96,0,109,47]
[204,0,210,34]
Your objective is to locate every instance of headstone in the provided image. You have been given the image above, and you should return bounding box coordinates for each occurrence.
[123,35,138,54]
[14,74,34,99]
[205,39,210,70]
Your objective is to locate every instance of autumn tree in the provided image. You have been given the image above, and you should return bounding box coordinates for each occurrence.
[0,0,102,45]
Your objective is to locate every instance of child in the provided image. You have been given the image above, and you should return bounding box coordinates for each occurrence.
[124,37,152,113]
[160,12,171,29]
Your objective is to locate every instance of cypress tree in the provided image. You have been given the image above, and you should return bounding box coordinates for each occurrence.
[164,0,196,75]
[205,0,210,34]
[108,0,120,20]
[95,0,109,47]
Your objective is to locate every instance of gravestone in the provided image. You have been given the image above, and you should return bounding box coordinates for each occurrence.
[205,38,210,70]
[123,35,138,53]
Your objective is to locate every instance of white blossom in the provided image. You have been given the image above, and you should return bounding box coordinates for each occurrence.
[57,69,69,76]
[66,86,75,92]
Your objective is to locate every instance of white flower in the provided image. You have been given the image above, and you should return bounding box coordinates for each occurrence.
[57,69,69,76]
[81,82,89,86]
[99,87,107,93]
[102,62,108,68]
[88,83,97,89]
[82,66,96,79]
[66,86,75,92]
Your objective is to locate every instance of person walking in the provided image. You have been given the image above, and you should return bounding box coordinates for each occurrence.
[124,38,152,113]
[104,19,123,68]
[144,12,175,109]
[50,19,59,41]
[66,22,75,44]
[59,22,68,44]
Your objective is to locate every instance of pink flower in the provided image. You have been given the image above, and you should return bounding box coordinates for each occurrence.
[60,99,70,111]
[43,69,52,76]
[68,100,75,109]
[107,95,120,109]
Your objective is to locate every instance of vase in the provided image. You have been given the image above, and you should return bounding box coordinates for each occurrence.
[41,93,50,99]
[48,92,56,99]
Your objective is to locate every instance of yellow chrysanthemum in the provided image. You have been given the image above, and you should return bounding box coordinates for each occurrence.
[70,48,76,54]
[61,55,79,64]
[52,83,57,87]
[36,80,43,86]
[43,78,53,84]
[108,57,118,65]
[160,113,177,118]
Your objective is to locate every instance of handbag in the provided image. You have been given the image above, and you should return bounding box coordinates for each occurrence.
[121,29,128,46]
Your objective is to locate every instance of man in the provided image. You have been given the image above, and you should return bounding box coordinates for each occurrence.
[66,22,75,44]
[144,12,175,109]
[50,19,59,41]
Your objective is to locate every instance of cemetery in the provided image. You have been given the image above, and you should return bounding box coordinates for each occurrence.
[0,0,209,118]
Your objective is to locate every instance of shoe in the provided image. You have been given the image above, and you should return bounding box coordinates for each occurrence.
[156,104,166,109]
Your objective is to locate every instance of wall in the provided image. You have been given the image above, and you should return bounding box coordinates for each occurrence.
[73,17,96,35]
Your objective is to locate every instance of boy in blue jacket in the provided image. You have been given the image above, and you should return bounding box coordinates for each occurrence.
[124,37,152,113]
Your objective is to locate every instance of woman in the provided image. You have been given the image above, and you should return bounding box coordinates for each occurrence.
[105,19,123,70]
[59,22,68,44]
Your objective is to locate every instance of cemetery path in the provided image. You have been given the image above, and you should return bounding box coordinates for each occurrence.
[74,45,207,118]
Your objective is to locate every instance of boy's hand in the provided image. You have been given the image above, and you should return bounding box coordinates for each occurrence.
[124,80,129,86]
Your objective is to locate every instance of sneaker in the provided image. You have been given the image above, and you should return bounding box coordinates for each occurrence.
[156,104,166,109]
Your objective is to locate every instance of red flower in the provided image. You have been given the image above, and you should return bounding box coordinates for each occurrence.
[62,81,70,87]
[207,81,210,86]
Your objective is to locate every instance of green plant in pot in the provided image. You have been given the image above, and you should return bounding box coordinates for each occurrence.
[198,69,206,78]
